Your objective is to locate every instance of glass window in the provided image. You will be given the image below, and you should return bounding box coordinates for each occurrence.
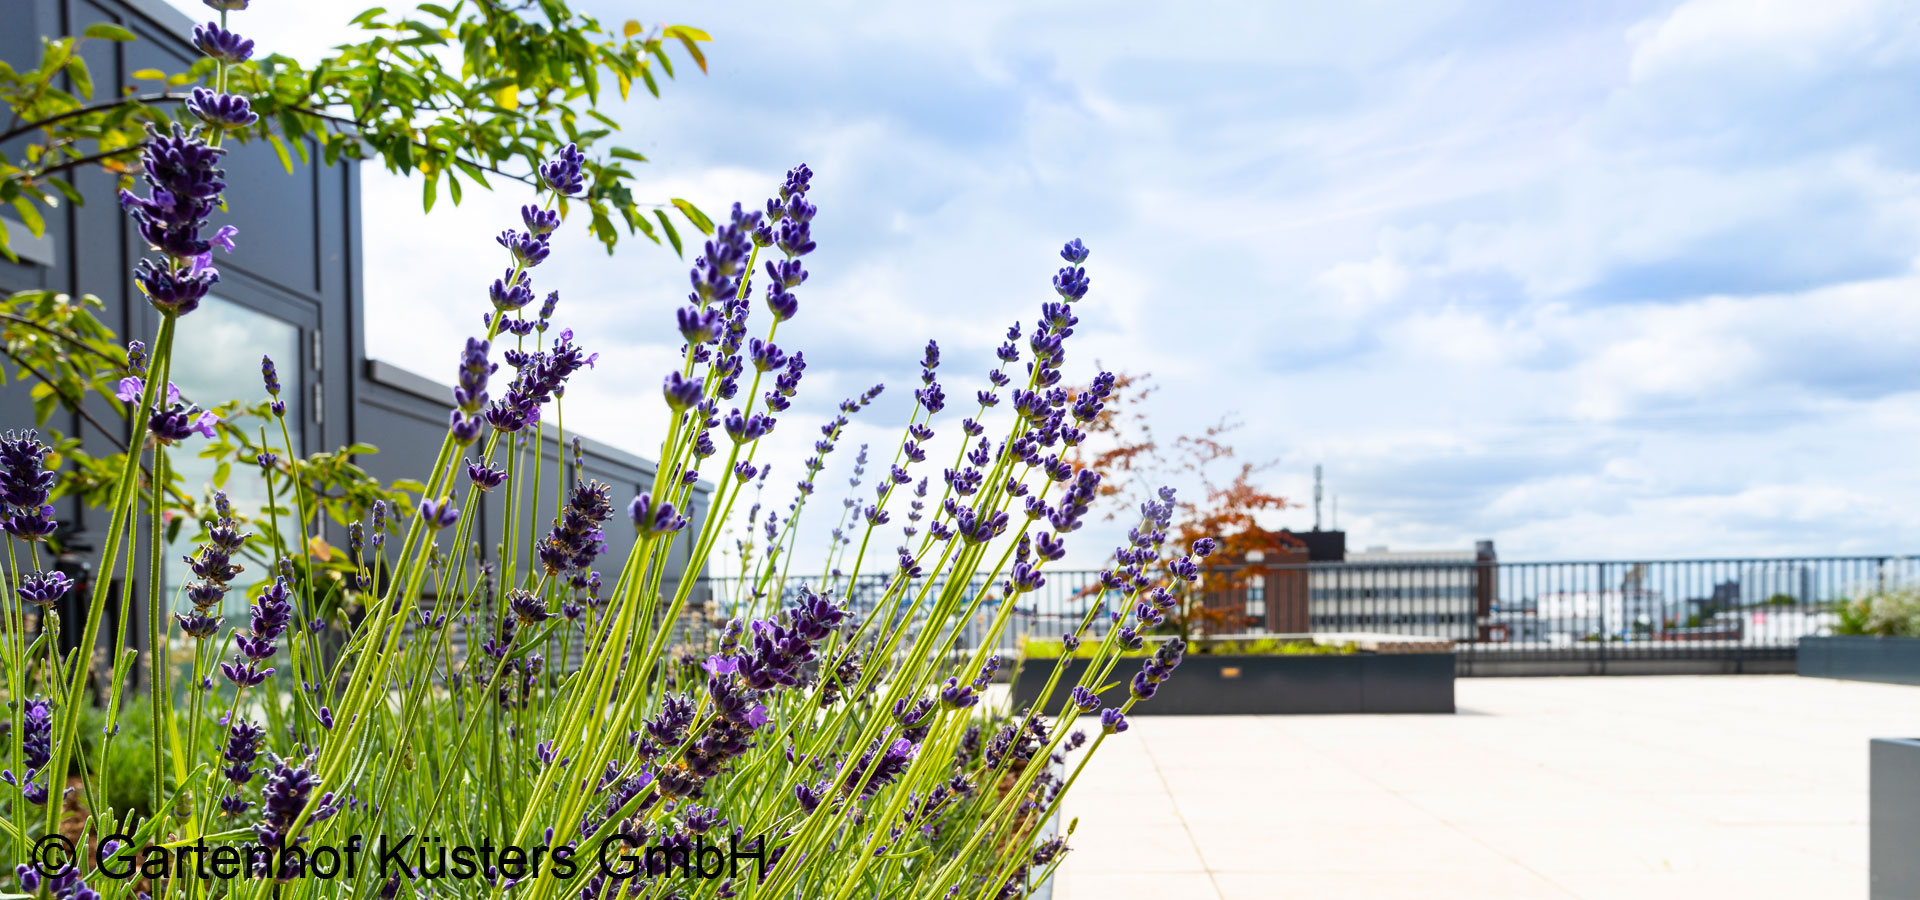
[162,295,302,612]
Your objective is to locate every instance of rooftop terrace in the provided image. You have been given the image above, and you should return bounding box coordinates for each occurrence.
[1055,675,1912,899]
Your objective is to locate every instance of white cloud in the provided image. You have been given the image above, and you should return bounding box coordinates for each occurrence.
[167,0,1920,565]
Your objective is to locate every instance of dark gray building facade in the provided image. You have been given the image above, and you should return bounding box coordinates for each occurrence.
[2,0,705,674]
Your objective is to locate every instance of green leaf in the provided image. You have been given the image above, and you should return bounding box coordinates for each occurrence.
[671,199,712,236]
[266,135,295,173]
[452,158,490,189]
[9,197,44,238]
[654,209,682,256]
[130,68,165,80]
[446,174,461,206]
[82,23,137,42]
[661,25,713,42]
[45,177,83,207]
[213,461,231,488]
[65,55,92,99]
[422,172,438,213]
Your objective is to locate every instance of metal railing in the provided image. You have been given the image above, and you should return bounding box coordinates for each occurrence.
[690,554,1915,675]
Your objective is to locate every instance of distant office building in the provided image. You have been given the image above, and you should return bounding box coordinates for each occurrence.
[1738,562,1815,606]
[1206,528,1494,639]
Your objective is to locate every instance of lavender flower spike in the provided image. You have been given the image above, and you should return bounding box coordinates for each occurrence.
[538,143,587,196]
[419,496,460,529]
[186,88,258,128]
[192,21,254,63]
[628,493,687,538]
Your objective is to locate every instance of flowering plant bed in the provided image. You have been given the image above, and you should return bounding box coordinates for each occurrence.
[0,5,1219,899]
[1014,648,1455,715]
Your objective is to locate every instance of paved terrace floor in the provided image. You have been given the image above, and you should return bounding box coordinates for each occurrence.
[1054,675,1918,899]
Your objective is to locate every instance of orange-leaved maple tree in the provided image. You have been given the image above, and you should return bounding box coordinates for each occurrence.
[1066,371,1291,639]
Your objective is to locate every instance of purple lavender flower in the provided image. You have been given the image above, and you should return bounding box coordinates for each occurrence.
[940,677,978,710]
[766,284,799,322]
[20,696,52,771]
[192,21,253,63]
[663,371,702,411]
[1169,556,1200,581]
[418,496,459,529]
[497,229,551,268]
[1070,686,1100,713]
[175,611,221,639]
[134,257,220,316]
[1100,708,1128,734]
[1060,238,1090,264]
[538,143,587,196]
[537,479,613,576]
[253,755,336,880]
[522,204,560,236]
[780,163,813,200]
[260,354,280,396]
[508,589,550,625]
[488,268,535,311]
[186,87,258,128]
[15,570,71,609]
[466,459,508,491]
[722,409,774,443]
[842,736,917,799]
[628,493,687,538]
[0,503,55,541]
[148,401,219,443]
[0,430,55,511]
[454,337,494,413]
[222,719,264,786]
[1053,261,1090,301]
[120,123,227,274]
[251,576,294,641]
[450,410,483,445]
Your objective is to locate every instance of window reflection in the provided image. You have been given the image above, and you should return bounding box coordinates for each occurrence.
[162,295,301,612]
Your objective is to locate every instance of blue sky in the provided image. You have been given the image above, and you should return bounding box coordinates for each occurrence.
[171,0,1920,567]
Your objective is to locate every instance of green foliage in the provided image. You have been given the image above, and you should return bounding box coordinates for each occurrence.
[0,287,412,577]
[77,701,162,824]
[1835,587,1920,637]
[0,2,713,260]
[1766,593,1798,606]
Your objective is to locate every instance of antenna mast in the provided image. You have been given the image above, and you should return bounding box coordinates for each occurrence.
[1313,464,1323,531]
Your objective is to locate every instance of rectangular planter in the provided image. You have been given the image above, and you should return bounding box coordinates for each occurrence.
[1011,652,1454,715]
[1799,636,1920,686]
[1873,738,1920,898]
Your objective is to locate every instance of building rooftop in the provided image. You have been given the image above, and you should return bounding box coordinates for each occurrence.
[1055,675,1898,898]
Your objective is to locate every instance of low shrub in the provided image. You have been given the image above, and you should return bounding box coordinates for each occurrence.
[1836,587,1920,637]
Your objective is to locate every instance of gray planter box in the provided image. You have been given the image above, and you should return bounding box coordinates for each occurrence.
[1011,652,1454,715]
[1799,636,1920,686]
[1873,738,1920,898]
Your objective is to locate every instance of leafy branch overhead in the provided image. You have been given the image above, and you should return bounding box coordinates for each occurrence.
[0,2,714,260]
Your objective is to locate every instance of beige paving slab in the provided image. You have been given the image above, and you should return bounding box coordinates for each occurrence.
[1052,675,1917,900]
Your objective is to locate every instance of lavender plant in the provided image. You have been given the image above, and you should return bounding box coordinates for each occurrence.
[0,6,1213,899]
